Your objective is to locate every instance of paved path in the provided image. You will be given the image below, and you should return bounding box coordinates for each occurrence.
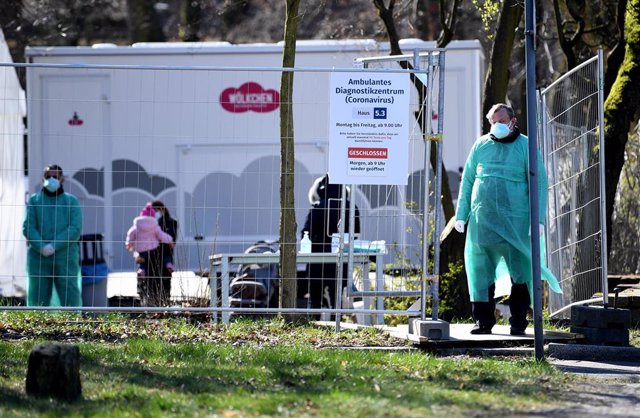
[550,359,640,382]
[538,350,640,417]
[528,381,640,417]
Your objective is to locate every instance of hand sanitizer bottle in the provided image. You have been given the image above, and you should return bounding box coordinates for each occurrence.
[300,231,312,254]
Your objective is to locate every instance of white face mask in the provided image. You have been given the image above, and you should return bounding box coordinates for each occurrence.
[43,177,61,192]
[490,122,511,139]
[155,212,162,221]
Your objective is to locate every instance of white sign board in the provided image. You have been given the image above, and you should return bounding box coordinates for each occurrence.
[328,72,410,185]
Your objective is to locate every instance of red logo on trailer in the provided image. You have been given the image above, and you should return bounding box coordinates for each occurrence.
[220,82,280,113]
[348,147,388,159]
[68,111,84,126]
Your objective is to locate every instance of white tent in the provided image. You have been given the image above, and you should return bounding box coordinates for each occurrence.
[0,28,27,297]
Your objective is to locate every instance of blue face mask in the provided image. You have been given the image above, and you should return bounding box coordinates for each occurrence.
[155,212,162,221]
[490,122,511,139]
[43,177,60,193]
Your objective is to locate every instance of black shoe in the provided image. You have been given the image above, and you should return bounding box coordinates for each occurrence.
[510,328,526,336]
[470,324,493,335]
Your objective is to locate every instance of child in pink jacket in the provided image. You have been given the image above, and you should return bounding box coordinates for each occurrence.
[126,203,173,278]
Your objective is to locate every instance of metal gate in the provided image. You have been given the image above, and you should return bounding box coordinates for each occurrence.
[538,50,608,317]
[354,50,446,322]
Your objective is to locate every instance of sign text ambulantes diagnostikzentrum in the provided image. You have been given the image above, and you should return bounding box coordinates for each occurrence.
[328,73,410,185]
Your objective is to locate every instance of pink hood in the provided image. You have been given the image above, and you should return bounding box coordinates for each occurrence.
[126,216,173,253]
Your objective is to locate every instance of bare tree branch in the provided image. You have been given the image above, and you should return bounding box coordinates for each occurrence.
[552,0,577,69]
[372,0,403,55]
[437,0,461,47]
[604,0,628,97]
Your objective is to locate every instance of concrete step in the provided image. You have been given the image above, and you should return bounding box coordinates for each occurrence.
[571,305,630,329]
[570,326,630,346]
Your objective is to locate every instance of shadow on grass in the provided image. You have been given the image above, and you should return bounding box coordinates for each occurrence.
[77,347,345,395]
[2,359,348,415]
[0,384,184,416]
[0,340,561,415]
[2,352,444,414]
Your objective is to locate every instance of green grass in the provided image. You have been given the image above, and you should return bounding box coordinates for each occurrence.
[0,340,565,417]
[0,312,569,417]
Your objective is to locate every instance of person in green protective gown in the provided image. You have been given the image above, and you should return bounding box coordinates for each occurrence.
[23,164,82,306]
[455,104,561,335]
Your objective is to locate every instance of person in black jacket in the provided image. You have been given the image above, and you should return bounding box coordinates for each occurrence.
[151,200,178,306]
[301,174,360,311]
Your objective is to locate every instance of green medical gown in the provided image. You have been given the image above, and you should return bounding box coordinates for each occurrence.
[455,134,561,302]
[23,190,82,306]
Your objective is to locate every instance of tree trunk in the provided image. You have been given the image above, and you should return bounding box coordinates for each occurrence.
[374,0,467,317]
[126,0,166,43]
[180,0,203,41]
[436,0,461,47]
[481,0,524,134]
[279,0,300,312]
[552,0,583,71]
[604,0,640,257]
[414,0,440,40]
[604,0,628,98]
[373,0,456,220]
[26,342,82,401]
[438,218,471,321]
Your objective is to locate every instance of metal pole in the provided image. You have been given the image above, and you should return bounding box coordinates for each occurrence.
[525,0,544,360]
[596,48,609,308]
[347,184,356,315]
[222,257,230,324]
[335,183,348,333]
[417,50,432,321]
[432,51,445,320]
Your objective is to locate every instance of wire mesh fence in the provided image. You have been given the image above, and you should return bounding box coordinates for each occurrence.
[0,48,460,324]
[539,52,608,317]
[356,50,446,321]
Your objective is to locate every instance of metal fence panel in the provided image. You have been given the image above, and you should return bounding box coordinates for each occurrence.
[1,60,447,324]
[355,50,446,321]
[539,52,608,317]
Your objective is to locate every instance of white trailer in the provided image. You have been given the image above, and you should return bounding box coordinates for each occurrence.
[25,39,484,273]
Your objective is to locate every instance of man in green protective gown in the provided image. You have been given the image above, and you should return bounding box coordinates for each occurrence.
[455,104,561,335]
[23,164,82,306]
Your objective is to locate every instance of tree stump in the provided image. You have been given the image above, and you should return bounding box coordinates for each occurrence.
[26,342,82,401]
